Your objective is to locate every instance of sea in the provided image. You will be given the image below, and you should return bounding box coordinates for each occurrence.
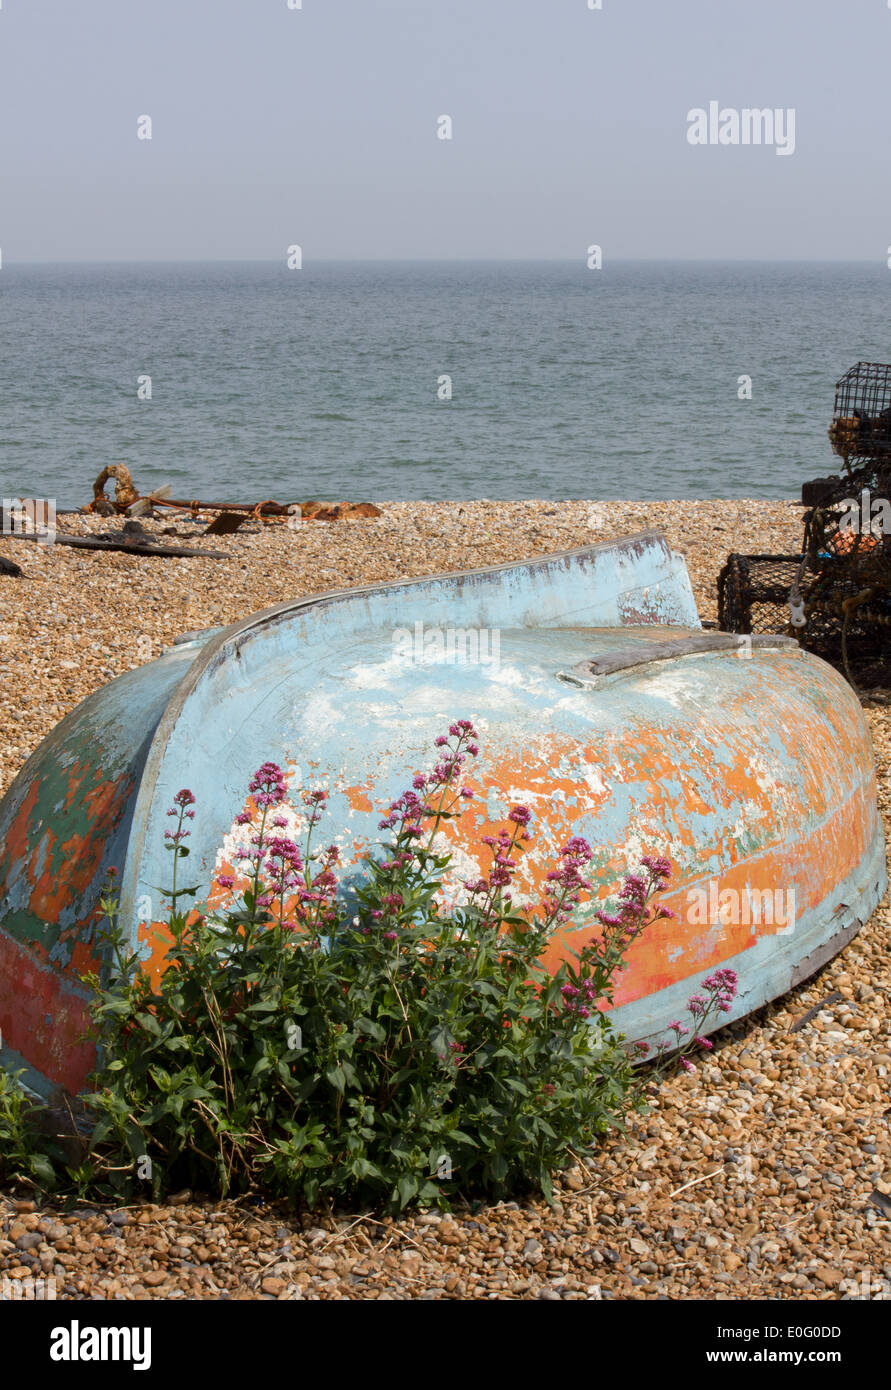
[1,260,889,512]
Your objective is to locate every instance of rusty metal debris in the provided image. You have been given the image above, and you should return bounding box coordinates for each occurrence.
[84,470,383,529]
[204,511,251,536]
[88,464,140,514]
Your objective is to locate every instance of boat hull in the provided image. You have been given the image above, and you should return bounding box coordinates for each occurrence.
[0,531,884,1096]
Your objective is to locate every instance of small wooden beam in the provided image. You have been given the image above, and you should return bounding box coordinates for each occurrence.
[789,989,843,1033]
[8,533,228,560]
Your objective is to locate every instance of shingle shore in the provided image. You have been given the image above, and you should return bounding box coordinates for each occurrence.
[1,499,889,1300]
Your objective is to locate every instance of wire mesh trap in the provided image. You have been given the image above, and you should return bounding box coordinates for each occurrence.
[828,362,891,464]
[718,363,891,689]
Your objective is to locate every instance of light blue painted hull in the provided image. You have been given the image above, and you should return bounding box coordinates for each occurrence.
[0,531,884,1096]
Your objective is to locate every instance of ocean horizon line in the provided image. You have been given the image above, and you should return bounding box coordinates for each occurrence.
[1,256,884,269]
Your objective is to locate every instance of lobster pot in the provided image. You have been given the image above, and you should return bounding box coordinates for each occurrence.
[718,554,803,635]
[718,552,891,687]
[829,362,891,461]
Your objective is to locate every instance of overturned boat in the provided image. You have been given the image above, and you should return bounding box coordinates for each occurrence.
[0,531,885,1097]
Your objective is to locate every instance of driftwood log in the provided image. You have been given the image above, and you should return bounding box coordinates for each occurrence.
[9,532,228,560]
[153,497,296,516]
[152,497,382,522]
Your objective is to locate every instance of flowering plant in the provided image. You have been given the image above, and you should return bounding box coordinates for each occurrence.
[3,724,733,1210]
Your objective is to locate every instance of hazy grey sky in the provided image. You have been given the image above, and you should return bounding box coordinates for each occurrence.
[0,0,888,261]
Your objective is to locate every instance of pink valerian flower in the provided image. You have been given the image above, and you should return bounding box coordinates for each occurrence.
[216,873,235,890]
[379,788,424,832]
[290,842,340,930]
[640,854,671,882]
[166,791,196,837]
[546,853,677,1015]
[561,973,599,1017]
[263,833,305,913]
[383,931,398,941]
[648,968,739,1079]
[380,723,480,849]
[249,761,289,809]
[468,814,531,906]
[302,788,329,827]
[591,860,672,951]
[265,834,302,861]
[702,968,739,1013]
[541,842,592,928]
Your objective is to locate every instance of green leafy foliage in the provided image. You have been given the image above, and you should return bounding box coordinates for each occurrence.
[0,724,704,1212]
[0,1068,68,1192]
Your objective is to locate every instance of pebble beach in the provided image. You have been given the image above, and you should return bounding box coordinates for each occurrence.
[1,498,889,1301]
